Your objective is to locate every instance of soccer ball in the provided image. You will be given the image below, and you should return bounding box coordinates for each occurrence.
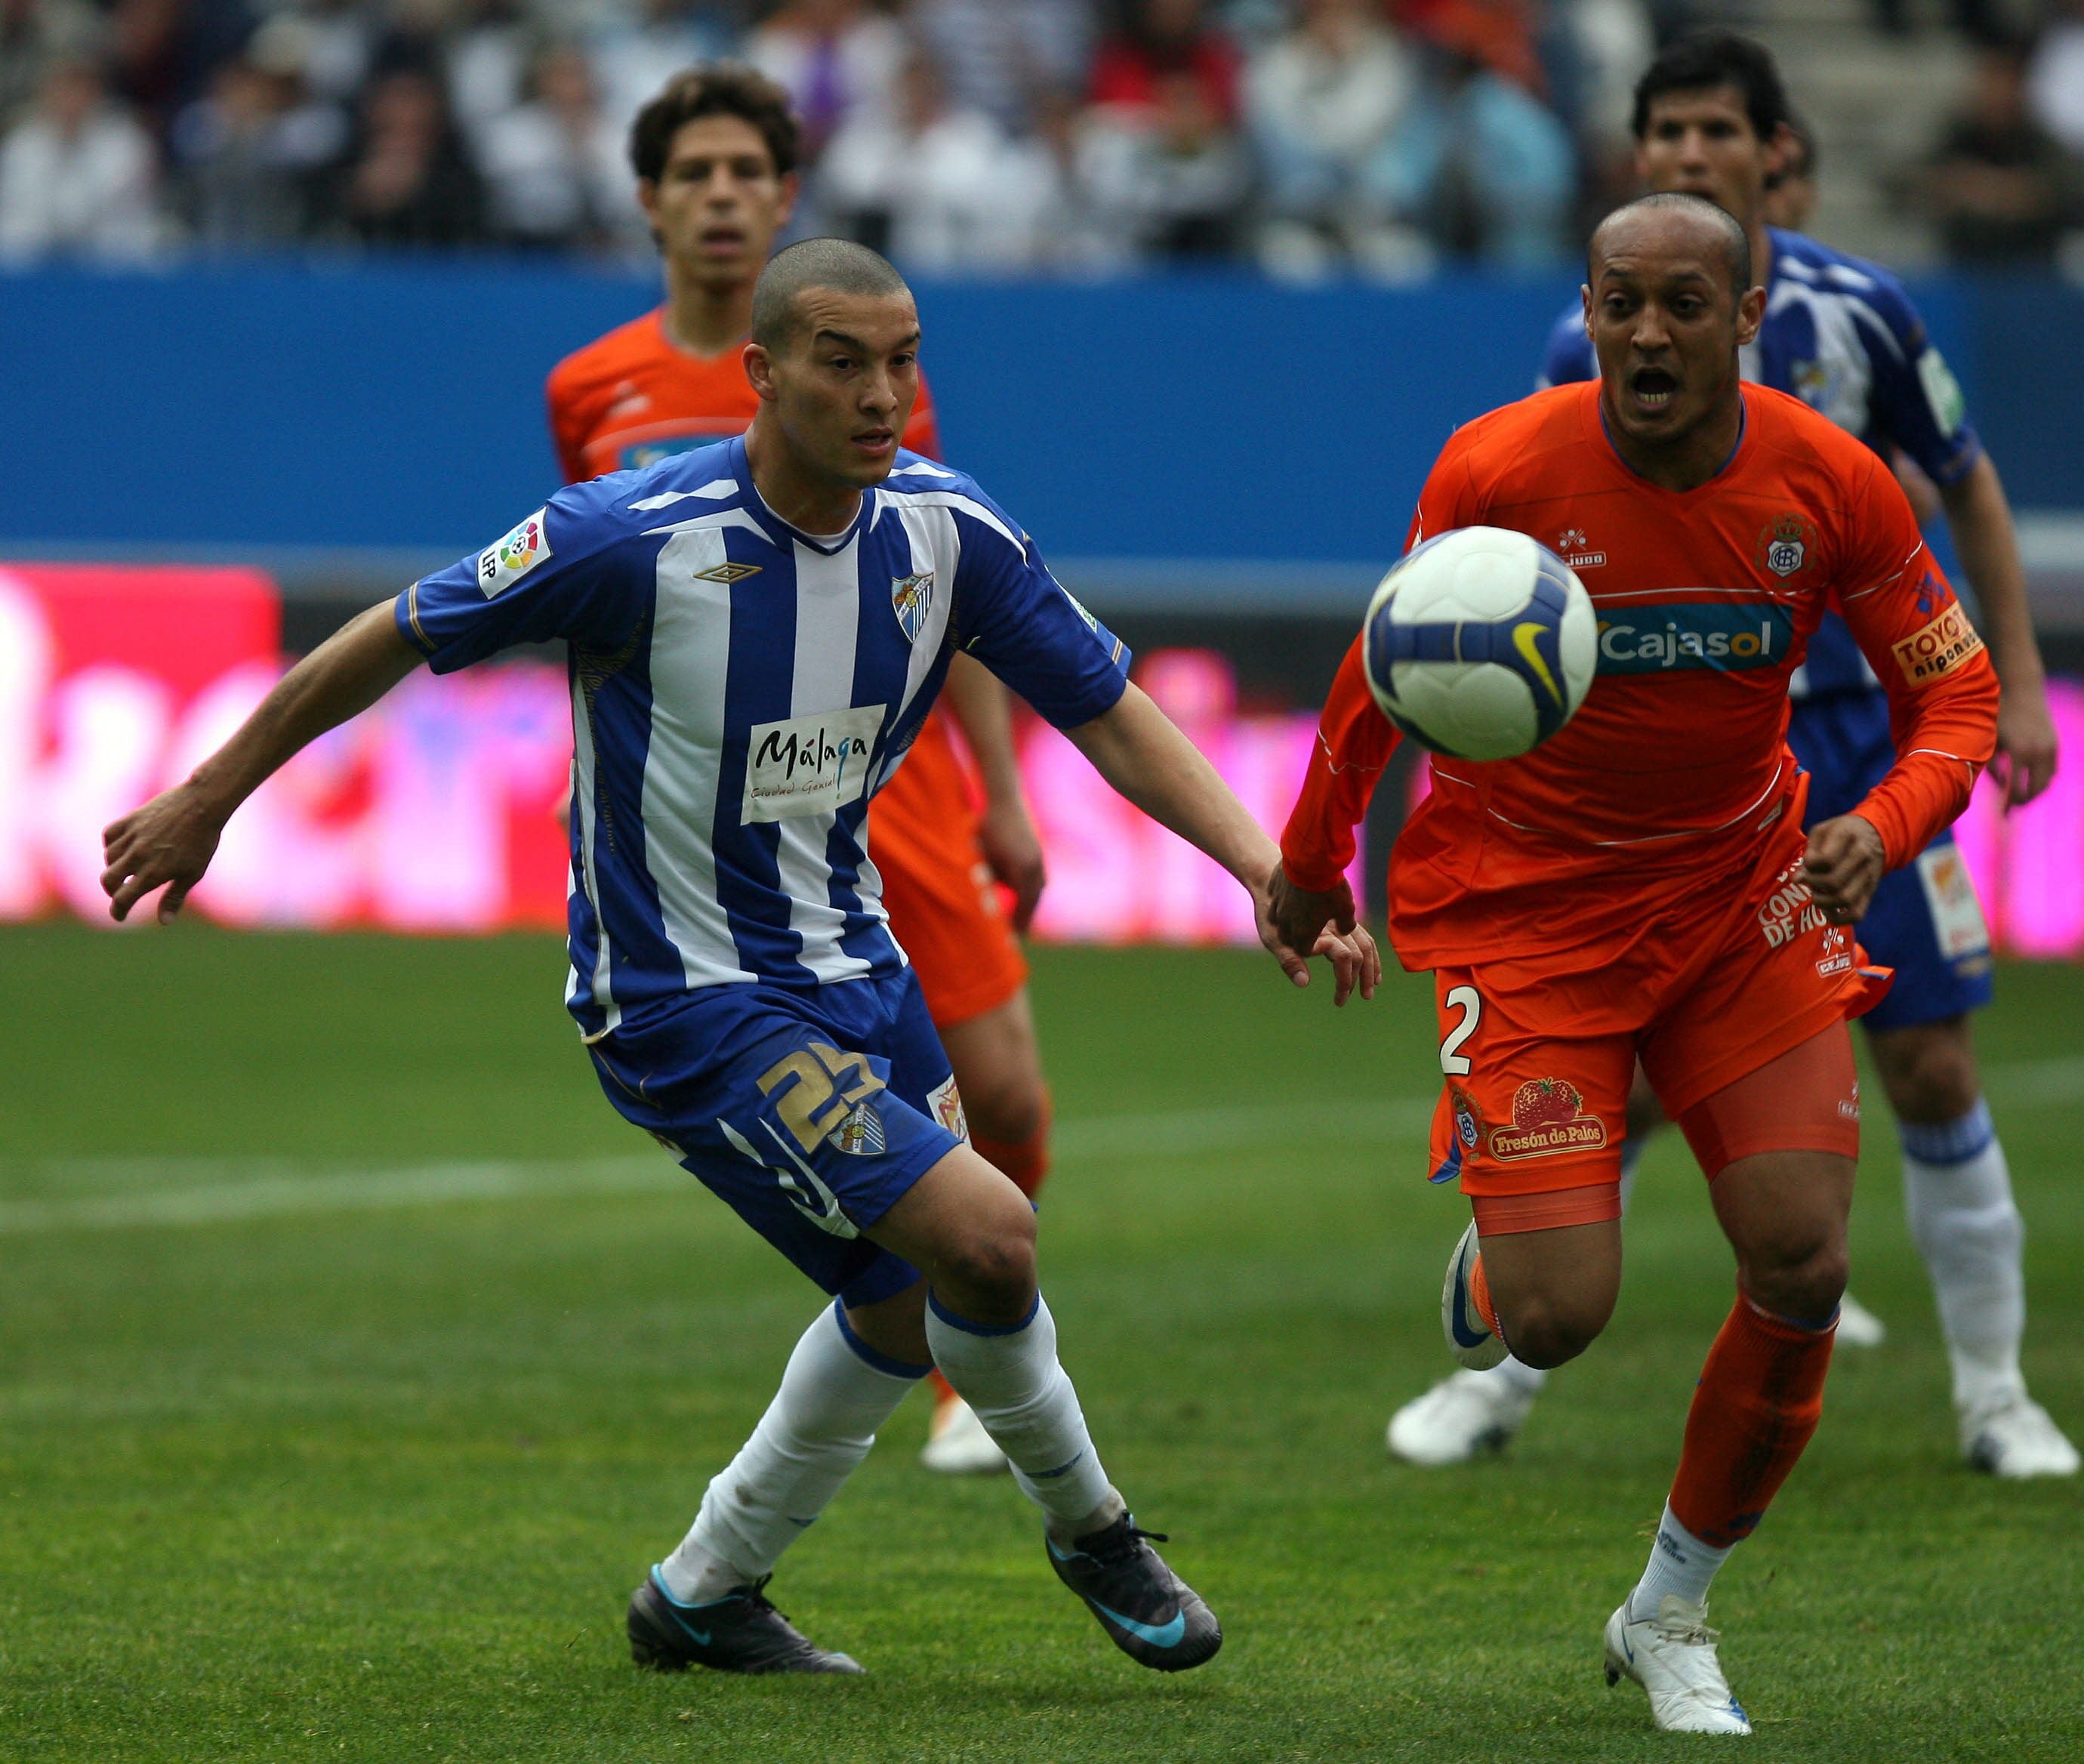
[1361,526,1596,762]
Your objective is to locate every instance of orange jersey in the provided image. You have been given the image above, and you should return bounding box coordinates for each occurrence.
[1282,381,1999,972]
[546,307,942,483]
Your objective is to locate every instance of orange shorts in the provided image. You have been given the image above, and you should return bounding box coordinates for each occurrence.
[874,710,1028,1029]
[1426,828,1882,1234]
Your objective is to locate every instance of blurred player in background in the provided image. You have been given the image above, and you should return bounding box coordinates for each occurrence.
[1390,31,2075,1481]
[1276,195,1999,1732]
[103,241,1376,1677]
[546,65,1048,1475]
[1760,111,1817,231]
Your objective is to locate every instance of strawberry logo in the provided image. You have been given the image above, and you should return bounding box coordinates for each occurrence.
[1487,1077,1605,1162]
[1512,1078,1582,1128]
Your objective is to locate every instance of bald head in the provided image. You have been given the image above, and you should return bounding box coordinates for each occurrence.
[1589,192,1751,298]
[751,237,912,353]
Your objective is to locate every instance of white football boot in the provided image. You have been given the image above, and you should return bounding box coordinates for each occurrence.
[1440,1220,1509,1370]
[1834,1293,1887,1348]
[1962,1392,2081,1478]
[1604,1595,1752,1735]
[1387,1369,1537,1465]
[920,1393,1009,1475]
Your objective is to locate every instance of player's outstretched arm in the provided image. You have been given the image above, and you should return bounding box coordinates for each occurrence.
[1938,454,2059,806]
[1063,683,1379,1005]
[941,651,1046,932]
[100,602,424,923]
[1269,634,1396,967]
[1822,458,2000,925]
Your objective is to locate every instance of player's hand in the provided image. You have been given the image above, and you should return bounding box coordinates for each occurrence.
[1992,678,2059,809]
[100,780,231,924]
[976,794,1047,934]
[1800,814,1886,927]
[1259,864,1380,1006]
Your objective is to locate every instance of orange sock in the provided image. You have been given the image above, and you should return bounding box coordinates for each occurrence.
[1469,1247,1503,1337]
[972,1099,1053,1202]
[1667,1294,1835,1549]
[930,1103,1053,1410]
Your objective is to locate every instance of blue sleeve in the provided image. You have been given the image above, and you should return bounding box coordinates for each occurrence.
[395,480,647,674]
[948,494,1130,730]
[1537,304,1593,389]
[1850,267,1981,487]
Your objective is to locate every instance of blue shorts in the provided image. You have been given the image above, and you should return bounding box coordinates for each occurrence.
[1789,692,1994,1032]
[588,969,966,1309]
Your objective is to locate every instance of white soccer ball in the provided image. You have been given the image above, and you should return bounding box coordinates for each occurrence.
[1361,526,1596,762]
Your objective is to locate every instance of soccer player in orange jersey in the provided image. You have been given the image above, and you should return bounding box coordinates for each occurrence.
[1271,194,1999,1735]
[547,66,1051,1473]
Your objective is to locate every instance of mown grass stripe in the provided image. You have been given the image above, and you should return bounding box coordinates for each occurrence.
[5,1055,2072,1237]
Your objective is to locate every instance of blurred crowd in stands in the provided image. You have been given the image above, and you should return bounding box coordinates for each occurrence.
[4,0,2084,273]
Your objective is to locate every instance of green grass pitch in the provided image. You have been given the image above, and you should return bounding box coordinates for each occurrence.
[0,924,2078,1762]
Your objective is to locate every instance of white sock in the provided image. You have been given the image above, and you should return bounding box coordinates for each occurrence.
[926,1292,1116,1532]
[1901,1099,2027,1413]
[658,1300,925,1605]
[1485,1354,1549,1395]
[1628,1502,1734,1619]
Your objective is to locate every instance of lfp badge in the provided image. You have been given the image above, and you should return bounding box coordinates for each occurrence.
[478,508,550,597]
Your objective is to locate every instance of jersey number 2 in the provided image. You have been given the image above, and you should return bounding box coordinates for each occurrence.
[1440,986,1481,1077]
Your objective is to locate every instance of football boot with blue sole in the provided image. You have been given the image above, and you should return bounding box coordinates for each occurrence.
[627,1568,864,1675]
[1047,1514,1222,1672]
[1442,1219,1509,1370]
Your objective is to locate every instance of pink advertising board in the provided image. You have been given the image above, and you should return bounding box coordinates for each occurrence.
[2,563,2078,954]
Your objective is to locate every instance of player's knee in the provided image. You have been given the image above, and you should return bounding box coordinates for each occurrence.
[1743,1238,1848,1327]
[963,1071,1049,1148]
[936,1198,1037,1316]
[1499,1290,1610,1370]
[1873,1020,1979,1124]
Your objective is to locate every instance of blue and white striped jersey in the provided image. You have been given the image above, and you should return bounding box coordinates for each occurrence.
[397,436,1130,1037]
[1538,226,1981,697]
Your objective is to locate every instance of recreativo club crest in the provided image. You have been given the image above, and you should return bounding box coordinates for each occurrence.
[1757,513,1813,578]
[891,570,934,641]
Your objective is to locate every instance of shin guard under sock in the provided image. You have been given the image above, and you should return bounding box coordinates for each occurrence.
[925,1292,1112,1528]
[1667,1294,1835,1550]
[661,1301,926,1602]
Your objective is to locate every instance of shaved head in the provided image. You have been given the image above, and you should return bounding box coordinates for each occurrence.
[1589,192,1751,297]
[1582,189,1766,484]
[751,237,912,353]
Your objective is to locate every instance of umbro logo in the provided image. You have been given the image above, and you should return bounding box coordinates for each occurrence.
[692,561,762,583]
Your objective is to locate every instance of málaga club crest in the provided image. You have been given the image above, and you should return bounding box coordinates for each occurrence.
[891,571,934,641]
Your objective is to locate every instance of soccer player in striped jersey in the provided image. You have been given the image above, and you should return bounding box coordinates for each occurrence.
[103,239,1373,1679]
[547,64,1053,1475]
[1389,30,2076,1482]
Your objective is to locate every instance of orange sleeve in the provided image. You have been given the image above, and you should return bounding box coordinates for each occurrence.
[547,361,587,486]
[1280,633,1401,890]
[1833,452,2000,868]
[905,371,943,461]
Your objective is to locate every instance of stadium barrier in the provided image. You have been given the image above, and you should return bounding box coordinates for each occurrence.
[3,560,2077,954]
[1,267,2078,575]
